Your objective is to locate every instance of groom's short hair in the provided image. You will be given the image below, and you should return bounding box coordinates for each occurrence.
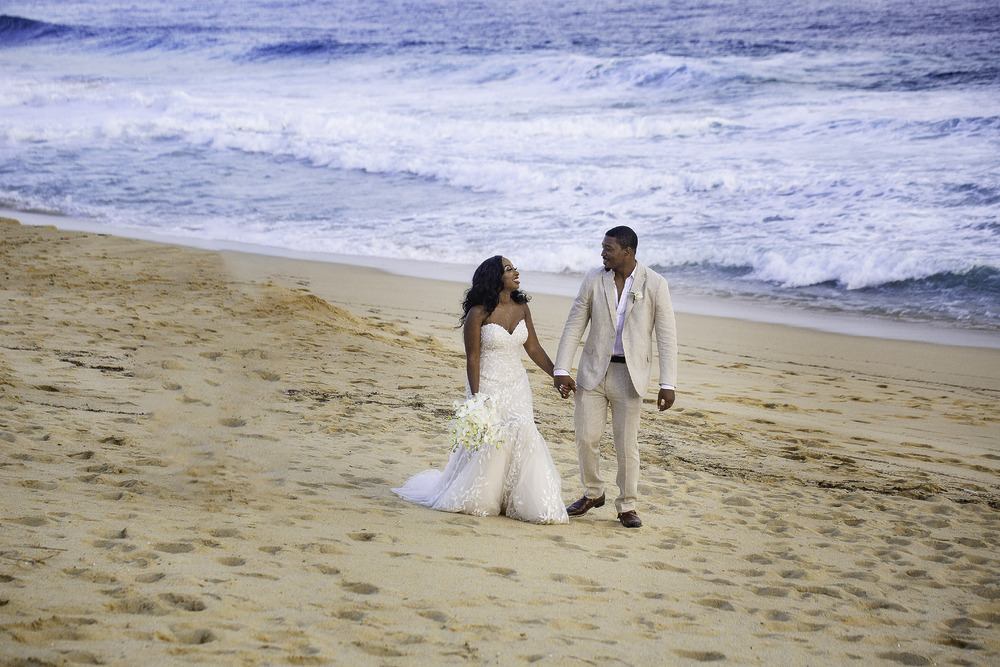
[605,225,638,253]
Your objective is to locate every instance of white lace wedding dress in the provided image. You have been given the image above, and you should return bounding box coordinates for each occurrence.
[393,320,569,524]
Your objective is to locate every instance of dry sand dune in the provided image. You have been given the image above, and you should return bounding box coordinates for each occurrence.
[2,218,998,664]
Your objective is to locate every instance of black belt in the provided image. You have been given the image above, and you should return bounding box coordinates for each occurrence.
[610,355,626,363]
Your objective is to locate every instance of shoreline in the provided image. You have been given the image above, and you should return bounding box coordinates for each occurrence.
[6,207,998,350]
[2,217,998,663]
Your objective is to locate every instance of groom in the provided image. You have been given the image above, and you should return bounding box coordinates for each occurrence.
[554,225,677,528]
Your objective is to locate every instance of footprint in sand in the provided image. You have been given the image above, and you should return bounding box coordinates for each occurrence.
[550,573,606,592]
[11,515,49,527]
[878,651,933,666]
[159,592,207,611]
[672,649,726,662]
[105,595,166,616]
[696,598,735,612]
[418,609,448,624]
[348,532,378,542]
[19,479,58,491]
[216,556,246,567]
[154,542,196,554]
[208,527,242,538]
[753,586,790,598]
[485,566,516,578]
[173,627,216,645]
[63,568,118,585]
[341,581,379,595]
[643,561,691,574]
[335,608,366,621]
[763,609,792,622]
[744,554,772,565]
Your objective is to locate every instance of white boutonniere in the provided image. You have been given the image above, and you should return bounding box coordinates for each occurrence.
[631,291,643,303]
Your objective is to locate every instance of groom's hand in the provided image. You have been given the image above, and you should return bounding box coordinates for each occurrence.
[554,375,576,398]
[657,388,675,411]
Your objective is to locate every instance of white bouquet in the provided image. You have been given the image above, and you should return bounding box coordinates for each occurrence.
[449,394,503,452]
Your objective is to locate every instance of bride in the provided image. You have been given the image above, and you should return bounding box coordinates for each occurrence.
[393,256,569,524]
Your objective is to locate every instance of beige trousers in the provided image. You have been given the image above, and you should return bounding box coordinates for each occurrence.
[574,362,643,513]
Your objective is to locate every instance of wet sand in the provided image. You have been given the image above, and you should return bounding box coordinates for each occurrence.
[1,217,998,664]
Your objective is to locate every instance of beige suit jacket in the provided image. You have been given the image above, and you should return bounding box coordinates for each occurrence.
[555,263,677,394]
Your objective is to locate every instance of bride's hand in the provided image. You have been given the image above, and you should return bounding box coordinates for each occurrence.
[554,375,575,398]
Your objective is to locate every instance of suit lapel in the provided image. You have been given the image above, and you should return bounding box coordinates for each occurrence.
[602,269,618,323]
[623,264,646,325]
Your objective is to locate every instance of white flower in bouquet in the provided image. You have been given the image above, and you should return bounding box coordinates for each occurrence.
[449,393,503,452]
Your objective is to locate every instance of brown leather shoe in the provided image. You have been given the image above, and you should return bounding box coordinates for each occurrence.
[566,493,605,517]
[617,510,642,528]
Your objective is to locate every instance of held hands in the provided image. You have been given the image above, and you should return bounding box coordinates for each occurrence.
[554,375,576,399]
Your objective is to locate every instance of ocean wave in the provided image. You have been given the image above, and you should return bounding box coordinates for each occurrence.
[944,182,1000,207]
[243,38,384,61]
[0,14,229,55]
[731,249,998,292]
[658,260,1000,328]
[859,65,1000,92]
[808,267,1000,328]
[909,115,1000,139]
[883,266,1000,294]
[97,25,220,54]
[408,51,1000,100]
[0,15,80,44]
[422,53,755,95]
[0,72,993,219]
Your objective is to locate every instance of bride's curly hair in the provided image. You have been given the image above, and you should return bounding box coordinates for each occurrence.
[460,255,529,325]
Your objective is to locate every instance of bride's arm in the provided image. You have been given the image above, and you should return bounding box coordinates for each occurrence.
[463,306,486,394]
[522,306,555,378]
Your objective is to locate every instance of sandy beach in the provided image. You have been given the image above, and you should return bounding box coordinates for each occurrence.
[1,216,998,665]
